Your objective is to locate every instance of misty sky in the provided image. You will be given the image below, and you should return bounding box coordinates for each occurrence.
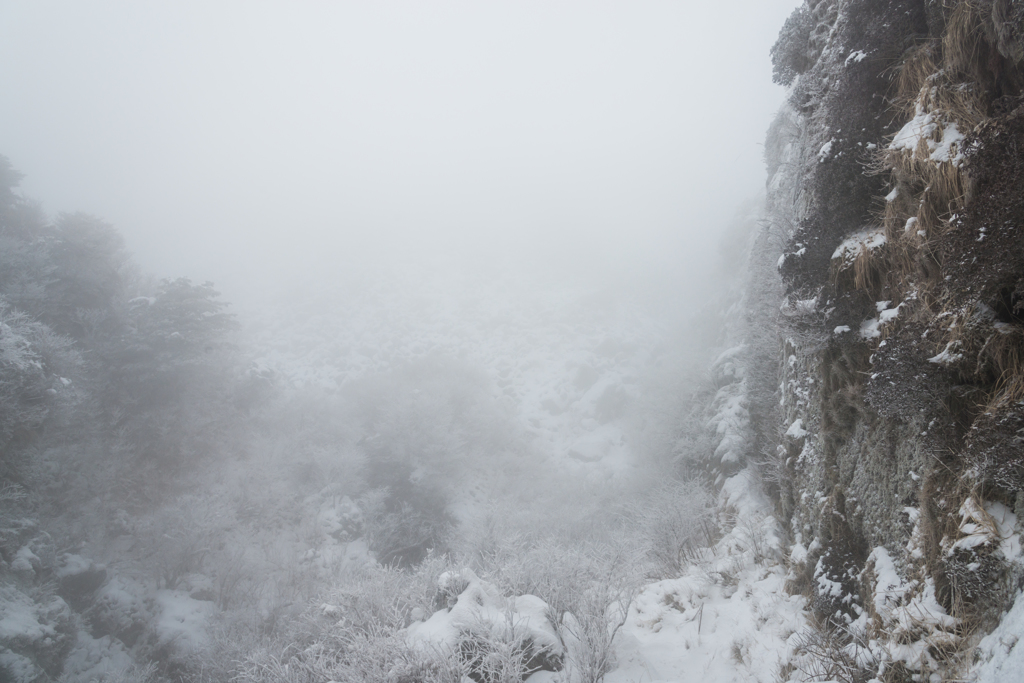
[0,1,797,305]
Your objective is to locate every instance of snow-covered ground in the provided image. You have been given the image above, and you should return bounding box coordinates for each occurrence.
[223,260,824,683]
[605,482,806,683]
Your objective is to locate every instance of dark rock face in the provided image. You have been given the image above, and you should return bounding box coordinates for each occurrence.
[57,554,108,610]
[762,0,1024,662]
[777,0,928,299]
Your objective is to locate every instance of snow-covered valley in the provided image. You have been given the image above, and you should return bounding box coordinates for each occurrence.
[5,1,1024,681]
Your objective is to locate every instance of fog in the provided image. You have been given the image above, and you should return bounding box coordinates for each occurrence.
[0,4,802,680]
[0,1,794,307]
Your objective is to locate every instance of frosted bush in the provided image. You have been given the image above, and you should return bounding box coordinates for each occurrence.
[627,479,718,578]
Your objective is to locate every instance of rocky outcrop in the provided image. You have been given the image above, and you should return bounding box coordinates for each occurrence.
[759,0,1024,679]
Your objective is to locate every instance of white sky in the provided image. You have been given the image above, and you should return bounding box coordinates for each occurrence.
[0,1,798,306]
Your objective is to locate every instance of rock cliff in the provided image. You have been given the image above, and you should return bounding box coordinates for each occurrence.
[755,0,1024,677]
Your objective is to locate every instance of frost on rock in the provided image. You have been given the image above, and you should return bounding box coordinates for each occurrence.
[780,295,819,318]
[56,553,107,608]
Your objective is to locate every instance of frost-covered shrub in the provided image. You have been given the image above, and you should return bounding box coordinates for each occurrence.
[235,632,465,683]
[408,568,563,683]
[0,301,80,461]
[557,582,635,683]
[627,480,717,579]
[317,555,451,636]
[771,5,813,86]
[464,532,641,683]
[787,617,874,683]
[360,489,454,568]
[141,498,221,590]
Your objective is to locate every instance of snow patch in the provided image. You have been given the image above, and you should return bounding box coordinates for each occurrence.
[928,341,963,365]
[785,419,807,439]
[973,588,1024,681]
[952,498,1021,560]
[152,590,214,659]
[890,105,965,165]
[860,302,903,339]
[817,139,834,162]
[832,226,886,264]
[845,50,868,65]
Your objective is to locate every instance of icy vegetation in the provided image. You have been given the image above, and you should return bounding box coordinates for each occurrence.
[4,1,1024,682]
[0,148,798,682]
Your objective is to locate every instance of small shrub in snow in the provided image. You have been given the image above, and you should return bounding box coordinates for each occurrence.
[455,624,546,683]
[316,554,451,636]
[787,617,874,683]
[626,480,718,578]
[558,582,636,683]
[408,568,563,682]
[359,490,454,569]
[234,633,465,683]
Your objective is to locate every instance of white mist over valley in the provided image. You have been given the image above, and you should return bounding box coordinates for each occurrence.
[5,3,1024,683]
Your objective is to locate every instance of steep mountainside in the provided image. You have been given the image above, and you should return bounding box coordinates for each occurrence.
[754,0,1024,678]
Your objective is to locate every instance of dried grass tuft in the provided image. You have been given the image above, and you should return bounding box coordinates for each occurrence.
[851,1,1003,304]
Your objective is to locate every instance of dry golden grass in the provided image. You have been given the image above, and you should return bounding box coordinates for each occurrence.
[982,331,1024,412]
[933,301,1024,412]
[851,245,885,294]
[943,1,988,83]
[847,1,1004,305]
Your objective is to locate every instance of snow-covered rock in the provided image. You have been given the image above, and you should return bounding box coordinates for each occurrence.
[0,585,75,681]
[150,589,215,661]
[407,568,563,678]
